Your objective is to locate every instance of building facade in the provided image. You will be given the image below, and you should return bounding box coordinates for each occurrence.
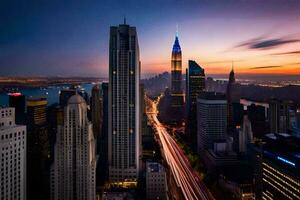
[146,162,168,200]
[186,60,205,150]
[260,134,299,200]
[51,95,96,200]
[197,92,227,152]
[108,23,141,183]
[0,107,27,200]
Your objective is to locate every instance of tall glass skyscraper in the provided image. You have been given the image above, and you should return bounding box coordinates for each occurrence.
[108,22,141,183]
[171,32,184,107]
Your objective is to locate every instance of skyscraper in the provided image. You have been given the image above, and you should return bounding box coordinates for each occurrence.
[51,94,96,200]
[197,92,227,152]
[171,31,184,108]
[0,107,27,200]
[227,66,235,135]
[91,84,103,139]
[186,60,205,150]
[108,22,141,183]
[26,96,50,200]
[259,134,299,200]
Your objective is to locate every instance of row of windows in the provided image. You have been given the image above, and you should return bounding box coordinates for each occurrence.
[0,131,25,140]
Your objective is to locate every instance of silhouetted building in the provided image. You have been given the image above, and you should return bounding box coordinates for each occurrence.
[8,92,25,124]
[59,89,76,108]
[186,60,205,150]
[269,99,292,134]
[97,82,109,183]
[108,22,141,183]
[197,92,227,152]
[227,67,235,135]
[26,96,50,200]
[241,99,269,138]
[91,84,103,139]
[51,95,96,200]
[0,107,27,200]
[46,104,63,167]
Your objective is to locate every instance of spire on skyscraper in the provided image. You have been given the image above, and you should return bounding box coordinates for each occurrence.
[229,61,235,83]
[172,28,181,53]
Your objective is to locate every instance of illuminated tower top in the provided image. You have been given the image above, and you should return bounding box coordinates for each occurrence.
[172,33,181,53]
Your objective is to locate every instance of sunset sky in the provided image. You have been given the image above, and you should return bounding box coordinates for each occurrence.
[1,0,300,77]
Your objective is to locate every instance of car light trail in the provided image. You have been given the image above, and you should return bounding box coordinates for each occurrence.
[145,96,214,200]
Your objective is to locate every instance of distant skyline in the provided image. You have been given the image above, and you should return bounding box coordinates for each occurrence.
[1,0,300,76]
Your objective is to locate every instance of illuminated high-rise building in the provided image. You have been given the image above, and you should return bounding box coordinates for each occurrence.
[259,134,299,200]
[51,95,96,200]
[171,31,184,107]
[108,22,141,183]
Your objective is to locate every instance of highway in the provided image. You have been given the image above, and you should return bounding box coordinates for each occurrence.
[145,95,214,200]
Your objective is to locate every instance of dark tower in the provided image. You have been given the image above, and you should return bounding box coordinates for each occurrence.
[186,60,205,150]
[8,92,25,124]
[227,64,236,135]
[91,84,103,139]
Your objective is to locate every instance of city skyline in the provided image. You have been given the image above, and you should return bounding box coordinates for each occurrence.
[1,2,300,199]
[1,0,300,76]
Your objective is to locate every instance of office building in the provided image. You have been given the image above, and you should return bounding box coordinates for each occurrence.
[26,96,50,200]
[260,133,299,200]
[51,94,96,200]
[197,92,227,152]
[186,60,205,150]
[171,31,184,108]
[146,162,168,200]
[0,107,26,200]
[108,22,141,183]
[8,92,26,124]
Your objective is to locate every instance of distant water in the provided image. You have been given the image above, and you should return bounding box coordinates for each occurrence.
[0,83,95,107]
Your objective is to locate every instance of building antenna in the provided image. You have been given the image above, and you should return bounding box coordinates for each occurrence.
[176,24,179,37]
[232,61,234,71]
